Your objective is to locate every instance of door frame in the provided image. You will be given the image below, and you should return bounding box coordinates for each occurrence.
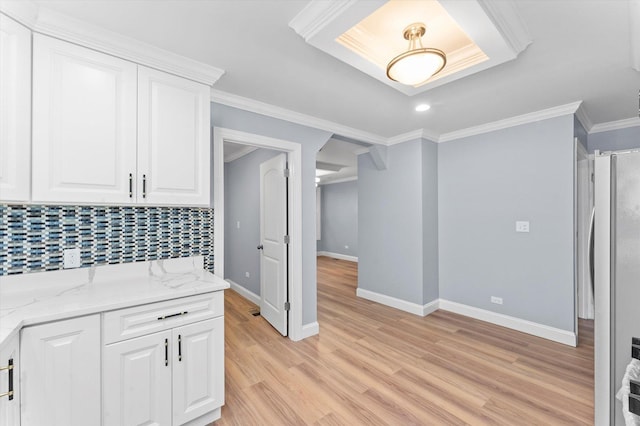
[213,127,303,341]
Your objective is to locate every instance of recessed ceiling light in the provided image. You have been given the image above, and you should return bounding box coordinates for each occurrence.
[415,103,431,112]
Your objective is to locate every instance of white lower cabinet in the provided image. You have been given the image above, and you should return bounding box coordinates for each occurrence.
[20,315,101,426]
[103,330,173,425]
[103,299,224,426]
[0,334,19,426]
[172,318,224,425]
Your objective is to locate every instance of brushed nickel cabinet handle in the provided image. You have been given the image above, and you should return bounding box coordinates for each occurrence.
[164,338,168,367]
[157,311,188,321]
[128,173,133,198]
[142,174,147,198]
[178,335,182,362]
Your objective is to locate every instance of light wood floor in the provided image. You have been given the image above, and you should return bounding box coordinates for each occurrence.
[215,256,594,425]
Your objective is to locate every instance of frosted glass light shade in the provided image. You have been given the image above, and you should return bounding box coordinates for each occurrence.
[386,48,446,86]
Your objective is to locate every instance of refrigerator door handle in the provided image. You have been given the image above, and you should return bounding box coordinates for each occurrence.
[588,207,595,295]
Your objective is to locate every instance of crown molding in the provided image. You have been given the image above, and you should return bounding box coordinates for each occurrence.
[630,0,640,71]
[478,0,532,54]
[590,117,640,134]
[210,89,387,145]
[288,0,358,41]
[0,2,224,86]
[354,147,370,156]
[575,103,594,133]
[438,101,582,142]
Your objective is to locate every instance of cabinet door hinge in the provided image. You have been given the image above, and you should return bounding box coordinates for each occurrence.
[284,168,290,178]
[284,235,290,244]
[284,301,290,311]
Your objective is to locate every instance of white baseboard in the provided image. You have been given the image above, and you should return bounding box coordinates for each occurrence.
[317,251,358,262]
[301,321,319,339]
[438,299,577,347]
[226,279,261,306]
[353,289,576,346]
[356,288,438,317]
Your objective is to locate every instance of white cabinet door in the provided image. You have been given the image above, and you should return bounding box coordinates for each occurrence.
[0,333,19,426]
[32,34,137,204]
[0,15,31,202]
[103,330,172,426]
[20,315,101,426]
[172,317,224,425]
[138,66,210,206]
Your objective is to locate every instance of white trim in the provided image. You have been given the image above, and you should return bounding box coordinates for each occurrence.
[317,251,358,262]
[438,299,577,347]
[590,117,640,134]
[224,145,258,163]
[438,101,583,142]
[319,176,358,185]
[213,128,305,342]
[226,279,261,306]
[355,288,437,317]
[0,2,224,86]
[594,153,612,425]
[575,103,594,133]
[210,89,386,145]
[300,321,320,339]
[478,0,532,54]
[288,0,358,41]
[387,129,434,146]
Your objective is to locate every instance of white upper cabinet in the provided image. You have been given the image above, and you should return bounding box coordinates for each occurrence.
[0,14,31,203]
[30,34,211,206]
[138,66,211,206]
[32,34,137,204]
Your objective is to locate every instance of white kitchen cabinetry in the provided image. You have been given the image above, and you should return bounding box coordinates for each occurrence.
[32,34,137,204]
[31,35,211,206]
[0,334,19,426]
[103,294,224,425]
[20,314,101,426]
[138,66,211,206]
[0,14,31,203]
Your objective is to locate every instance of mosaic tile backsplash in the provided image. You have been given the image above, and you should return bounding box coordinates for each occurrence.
[0,205,214,276]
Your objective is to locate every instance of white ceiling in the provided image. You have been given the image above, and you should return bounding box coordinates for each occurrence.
[26,0,640,140]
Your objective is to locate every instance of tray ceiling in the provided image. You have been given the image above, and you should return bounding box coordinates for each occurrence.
[290,0,532,96]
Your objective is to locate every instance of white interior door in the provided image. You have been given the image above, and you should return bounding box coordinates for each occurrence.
[259,153,288,336]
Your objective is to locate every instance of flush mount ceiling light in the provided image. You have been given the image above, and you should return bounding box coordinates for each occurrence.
[415,103,431,112]
[386,23,447,86]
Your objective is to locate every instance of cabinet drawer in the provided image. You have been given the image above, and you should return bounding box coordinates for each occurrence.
[103,292,223,344]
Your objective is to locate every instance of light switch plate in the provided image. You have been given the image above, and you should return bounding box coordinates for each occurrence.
[63,248,81,268]
[516,221,530,233]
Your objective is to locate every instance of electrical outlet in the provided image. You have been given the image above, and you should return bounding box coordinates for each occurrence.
[63,248,81,269]
[237,221,240,229]
[245,272,250,278]
[515,221,530,233]
[491,296,503,305]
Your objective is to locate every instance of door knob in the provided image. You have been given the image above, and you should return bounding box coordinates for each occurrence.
[257,244,264,250]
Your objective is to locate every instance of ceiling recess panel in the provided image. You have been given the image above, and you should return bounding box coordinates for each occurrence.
[289,0,532,96]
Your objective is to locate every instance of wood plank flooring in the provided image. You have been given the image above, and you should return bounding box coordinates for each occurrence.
[215,256,594,425]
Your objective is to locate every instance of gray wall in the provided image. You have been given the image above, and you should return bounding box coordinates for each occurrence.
[588,125,640,153]
[317,180,358,257]
[212,103,332,325]
[358,139,439,305]
[422,139,439,303]
[438,115,575,332]
[224,148,281,296]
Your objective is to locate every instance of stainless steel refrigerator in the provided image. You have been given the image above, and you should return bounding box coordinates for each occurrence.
[594,150,640,425]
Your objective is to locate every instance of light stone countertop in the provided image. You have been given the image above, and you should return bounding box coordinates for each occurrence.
[0,256,229,349]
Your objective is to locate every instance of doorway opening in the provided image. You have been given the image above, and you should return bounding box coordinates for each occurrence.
[213,128,303,340]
